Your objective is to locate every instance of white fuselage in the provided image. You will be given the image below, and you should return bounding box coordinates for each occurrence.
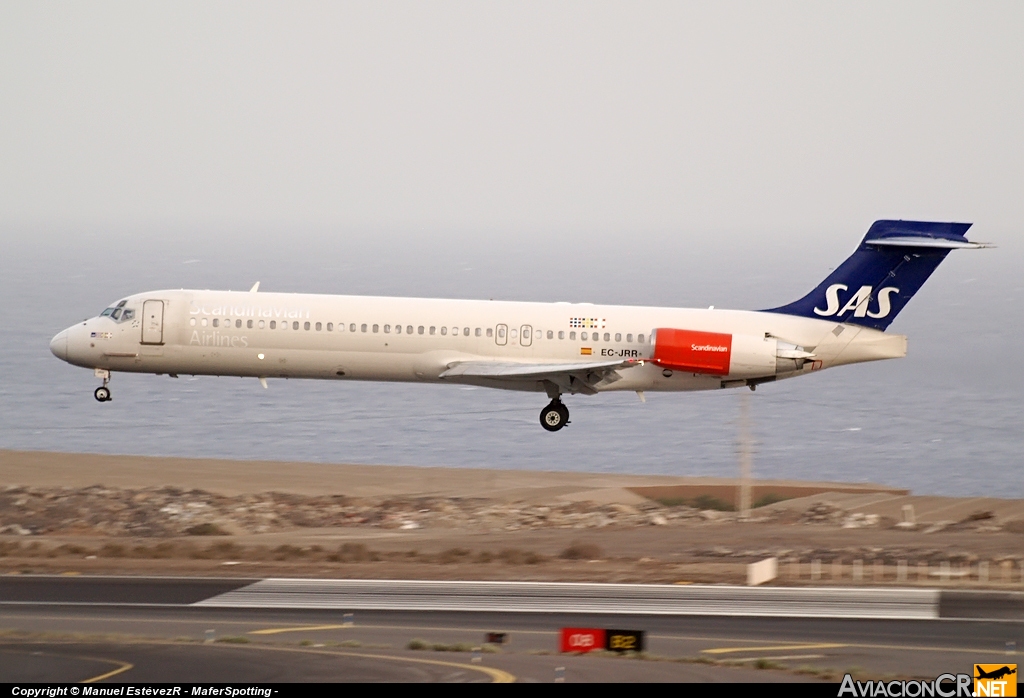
[50,289,907,395]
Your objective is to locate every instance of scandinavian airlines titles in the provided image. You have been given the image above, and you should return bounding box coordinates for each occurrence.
[814,284,899,319]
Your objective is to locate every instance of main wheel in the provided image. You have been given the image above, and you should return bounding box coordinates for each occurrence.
[540,402,569,432]
[94,386,111,402]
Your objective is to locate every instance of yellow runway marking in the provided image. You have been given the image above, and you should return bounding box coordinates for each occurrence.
[703,643,846,655]
[82,657,134,683]
[0,647,134,684]
[223,643,516,683]
[0,638,514,683]
[730,654,826,662]
[250,624,350,635]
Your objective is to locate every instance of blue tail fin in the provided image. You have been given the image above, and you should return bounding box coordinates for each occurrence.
[763,220,977,331]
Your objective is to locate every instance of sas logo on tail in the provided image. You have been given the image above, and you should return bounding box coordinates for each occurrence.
[814,284,900,319]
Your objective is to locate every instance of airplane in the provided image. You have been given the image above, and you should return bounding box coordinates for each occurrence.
[49,220,989,432]
[975,666,1017,681]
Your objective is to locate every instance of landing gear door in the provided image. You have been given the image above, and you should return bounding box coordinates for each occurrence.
[141,300,165,345]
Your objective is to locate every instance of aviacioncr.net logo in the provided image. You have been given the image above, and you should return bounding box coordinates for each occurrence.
[838,673,972,697]
[814,284,899,319]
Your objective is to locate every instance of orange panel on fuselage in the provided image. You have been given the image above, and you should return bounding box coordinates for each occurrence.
[652,328,732,375]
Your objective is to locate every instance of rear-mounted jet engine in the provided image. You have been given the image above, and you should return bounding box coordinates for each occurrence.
[650,328,814,381]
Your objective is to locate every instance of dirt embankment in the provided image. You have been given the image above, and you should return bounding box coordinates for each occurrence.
[1,450,1021,585]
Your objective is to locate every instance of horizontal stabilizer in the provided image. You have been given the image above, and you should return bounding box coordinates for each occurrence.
[864,236,992,249]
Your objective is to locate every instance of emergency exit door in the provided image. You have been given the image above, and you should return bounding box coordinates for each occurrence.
[141,300,164,345]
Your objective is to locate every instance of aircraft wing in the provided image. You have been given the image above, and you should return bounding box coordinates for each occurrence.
[439,358,643,394]
[440,358,641,378]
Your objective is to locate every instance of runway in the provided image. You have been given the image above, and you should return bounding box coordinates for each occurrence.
[1,576,1021,683]
[3,575,1021,619]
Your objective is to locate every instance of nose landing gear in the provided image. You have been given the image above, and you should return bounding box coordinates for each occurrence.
[93,369,111,402]
[540,400,569,432]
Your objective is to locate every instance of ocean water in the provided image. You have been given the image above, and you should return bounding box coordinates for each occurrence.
[2,225,1021,498]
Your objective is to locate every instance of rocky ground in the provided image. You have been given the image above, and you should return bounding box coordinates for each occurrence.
[1,481,1022,585]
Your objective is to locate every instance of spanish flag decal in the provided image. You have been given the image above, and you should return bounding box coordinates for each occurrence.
[580,347,592,355]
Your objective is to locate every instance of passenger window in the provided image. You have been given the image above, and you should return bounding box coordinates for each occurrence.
[464,327,470,337]
[189,318,196,327]
[213,319,219,328]
[452,327,458,336]
[475,328,481,337]
[384,324,391,333]
[511,328,518,339]
[372,324,379,333]
[429,326,436,335]
[351,324,357,332]
[522,327,531,340]
[418,326,424,335]
[304,321,310,330]
[396,325,402,334]
[547,330,553,339]
[627,333,633,342]
[407,325,413,334]
[570,331,576,340]
[361,324,367,332]
[486,328,493,337]
[441,327,447,335]
[269,320,276,329]
[315,322,322,331]
[247,320,253,329]
[235,319,241,328]
[581,332,588,340]
[615,333,621,342]
[558,331,564,339]
[201,318,208,327]
[604,332,610,341]
[326,322,333,331]
[293,321,300,330]
[497,326,505,339]
[638,333,645,343]
[259,320,265,329]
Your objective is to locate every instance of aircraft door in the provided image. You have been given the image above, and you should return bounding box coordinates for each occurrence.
[521,325,533,347]
[141,300,164,345]
[495,324,507,346]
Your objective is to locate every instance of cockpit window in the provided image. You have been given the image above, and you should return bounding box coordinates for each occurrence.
[99,300,130,320]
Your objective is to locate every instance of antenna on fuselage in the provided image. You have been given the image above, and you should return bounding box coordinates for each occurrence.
[249,282,260,293]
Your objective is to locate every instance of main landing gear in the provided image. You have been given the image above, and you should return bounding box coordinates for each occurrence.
[540,399,570,432]
[94,369,111,402]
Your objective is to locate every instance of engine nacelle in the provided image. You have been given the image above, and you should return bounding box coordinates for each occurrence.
[650,328,810,379]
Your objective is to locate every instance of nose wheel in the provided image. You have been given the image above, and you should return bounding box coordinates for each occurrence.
[93,369,111,402]
[540,400,569,432]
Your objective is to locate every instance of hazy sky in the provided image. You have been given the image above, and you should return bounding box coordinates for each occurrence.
[2,2,1022,240]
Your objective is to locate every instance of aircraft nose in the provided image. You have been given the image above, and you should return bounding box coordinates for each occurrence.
[50,330,68,361]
